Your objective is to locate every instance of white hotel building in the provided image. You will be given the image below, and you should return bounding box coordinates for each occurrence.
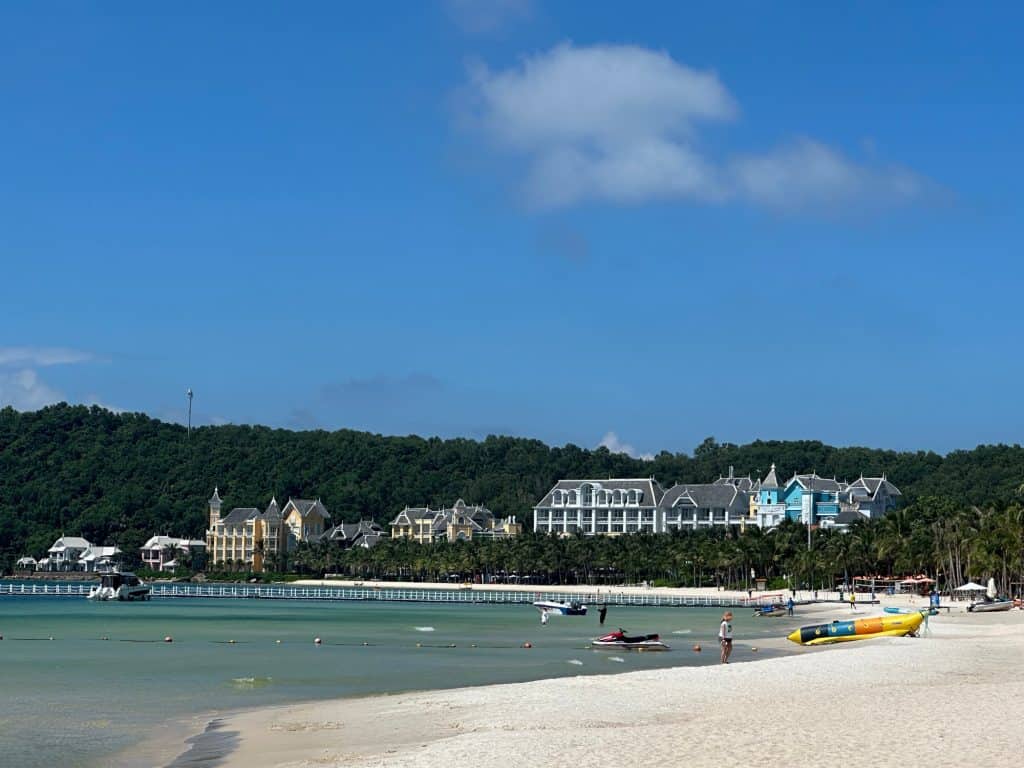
[532,479,664,535]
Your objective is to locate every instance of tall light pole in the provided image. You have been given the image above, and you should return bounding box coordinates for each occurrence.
[186,388,193,439]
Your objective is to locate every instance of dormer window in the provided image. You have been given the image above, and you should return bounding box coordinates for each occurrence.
[613,490,622,505]
[568,490,578,505]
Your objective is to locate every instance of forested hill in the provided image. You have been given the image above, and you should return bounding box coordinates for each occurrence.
[1,404,1022,566]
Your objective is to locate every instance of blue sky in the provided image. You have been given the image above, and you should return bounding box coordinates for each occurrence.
[2,1,1022,456]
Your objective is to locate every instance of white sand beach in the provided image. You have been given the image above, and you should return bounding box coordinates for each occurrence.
[163,602,1024,768]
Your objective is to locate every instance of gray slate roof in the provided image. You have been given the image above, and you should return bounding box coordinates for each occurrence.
[221,507,261,524]
[534,479,665,508]
[761,464,780,489]
[283,498,331,520]
[848,477,902,498]
[661,484,748,512]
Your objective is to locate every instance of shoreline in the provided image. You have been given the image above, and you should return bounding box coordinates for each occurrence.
[146,603,1024,768]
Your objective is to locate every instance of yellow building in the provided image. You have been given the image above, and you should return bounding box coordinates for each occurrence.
[205,489,330,572]
[390,499,521,544]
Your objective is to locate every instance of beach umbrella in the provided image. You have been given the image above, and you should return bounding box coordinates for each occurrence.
[987,578,997,599]
[953,582,985,591]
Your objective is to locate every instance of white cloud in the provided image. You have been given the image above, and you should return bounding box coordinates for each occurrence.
[460,43,931,212]
[729,138,929,211]
[0,369,63,411]
[598,431,654,462]
[444,0,532,34]
[0,346,94,367]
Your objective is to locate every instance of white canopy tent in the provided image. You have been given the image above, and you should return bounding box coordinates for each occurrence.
[954,582,986,591]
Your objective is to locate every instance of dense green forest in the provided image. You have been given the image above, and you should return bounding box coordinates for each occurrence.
[1,404,1022,581]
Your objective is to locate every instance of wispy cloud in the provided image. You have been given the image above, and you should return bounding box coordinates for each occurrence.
[459,42,934,213]
[0,346,99,412]
[0,346,95,367]
[598,431,654,461]
[444,0,532,35]
[0,369,64,411]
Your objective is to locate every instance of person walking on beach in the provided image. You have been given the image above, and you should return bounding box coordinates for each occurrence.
[849,591,857,612]
[787,597,794,616]
[719,611,733,664]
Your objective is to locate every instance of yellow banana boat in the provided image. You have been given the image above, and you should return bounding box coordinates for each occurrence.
[787,611,924,646]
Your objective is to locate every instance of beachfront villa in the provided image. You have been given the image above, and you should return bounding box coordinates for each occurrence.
[751,464,901,528]
[28,537,123,572]
[534,468,902,535]
[140,536,207,572]
[390,499,522,543]
[206,488,331,572]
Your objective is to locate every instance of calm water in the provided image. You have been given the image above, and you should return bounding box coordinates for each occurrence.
[0,592,795,767]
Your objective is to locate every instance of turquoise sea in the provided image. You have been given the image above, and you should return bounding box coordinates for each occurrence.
[0,589,795,767]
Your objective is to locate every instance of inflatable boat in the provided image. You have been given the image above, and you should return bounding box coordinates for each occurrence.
[787,612,924,646]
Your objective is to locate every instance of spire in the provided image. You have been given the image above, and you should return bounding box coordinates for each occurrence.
[762,463,780,489]
[209,487,222,506]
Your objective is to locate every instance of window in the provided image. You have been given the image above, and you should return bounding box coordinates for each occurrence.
[581,485,593,506]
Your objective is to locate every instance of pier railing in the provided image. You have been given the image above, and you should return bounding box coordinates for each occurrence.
[0,581,782,608]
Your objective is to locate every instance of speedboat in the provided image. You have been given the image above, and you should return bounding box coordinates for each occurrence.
[87,572,151,601]
[967,599,1013,613]
[533,600,587,616]
[591,629,669,650]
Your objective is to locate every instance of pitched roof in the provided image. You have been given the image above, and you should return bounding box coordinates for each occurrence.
[848,477,902,498]
[661,483,748,512]
[209,487,222,505]
[221,507,261,524]
[284,498,331,520]
[835,509,866,525]
[761,463,780,489]
[534,479,665,508]
[790,474,843,493]
[49,536,92,551]
[264,497,282,522]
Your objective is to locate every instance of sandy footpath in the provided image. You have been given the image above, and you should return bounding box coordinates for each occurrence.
[172,605,1024,768]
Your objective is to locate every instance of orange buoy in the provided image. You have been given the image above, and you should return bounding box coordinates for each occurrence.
[692,644,701,652]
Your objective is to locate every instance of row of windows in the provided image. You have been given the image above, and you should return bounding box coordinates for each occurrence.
[551,488,645,506]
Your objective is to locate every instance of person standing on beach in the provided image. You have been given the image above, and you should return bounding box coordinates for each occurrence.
[849,591,856,612]
[787,597,794,616]
[719,611,733,664]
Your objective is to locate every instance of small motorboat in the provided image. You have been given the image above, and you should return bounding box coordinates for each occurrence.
[967,599,1013,613]
[754,604,787,617]
[591,629,669,651]
[533,600,587,616]
[87,572,151,601]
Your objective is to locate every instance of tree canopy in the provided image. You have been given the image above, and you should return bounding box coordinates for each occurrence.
[1,404,1022,574]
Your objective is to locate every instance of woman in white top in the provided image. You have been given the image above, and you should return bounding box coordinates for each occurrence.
[719,611,734,664]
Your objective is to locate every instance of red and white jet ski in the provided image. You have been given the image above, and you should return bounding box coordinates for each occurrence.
[591,629,670,651]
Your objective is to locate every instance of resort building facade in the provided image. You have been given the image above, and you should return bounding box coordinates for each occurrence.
[140,536,207,572]
[390,499,522,543]
[206,488,331,571]
[752,465,901,528]
[532,479,665,535]
[534,468,902,535]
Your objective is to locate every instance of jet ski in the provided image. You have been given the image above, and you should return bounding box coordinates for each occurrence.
[591,629,669,650]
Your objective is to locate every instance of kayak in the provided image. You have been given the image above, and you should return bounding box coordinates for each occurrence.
[787,612,924,646]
